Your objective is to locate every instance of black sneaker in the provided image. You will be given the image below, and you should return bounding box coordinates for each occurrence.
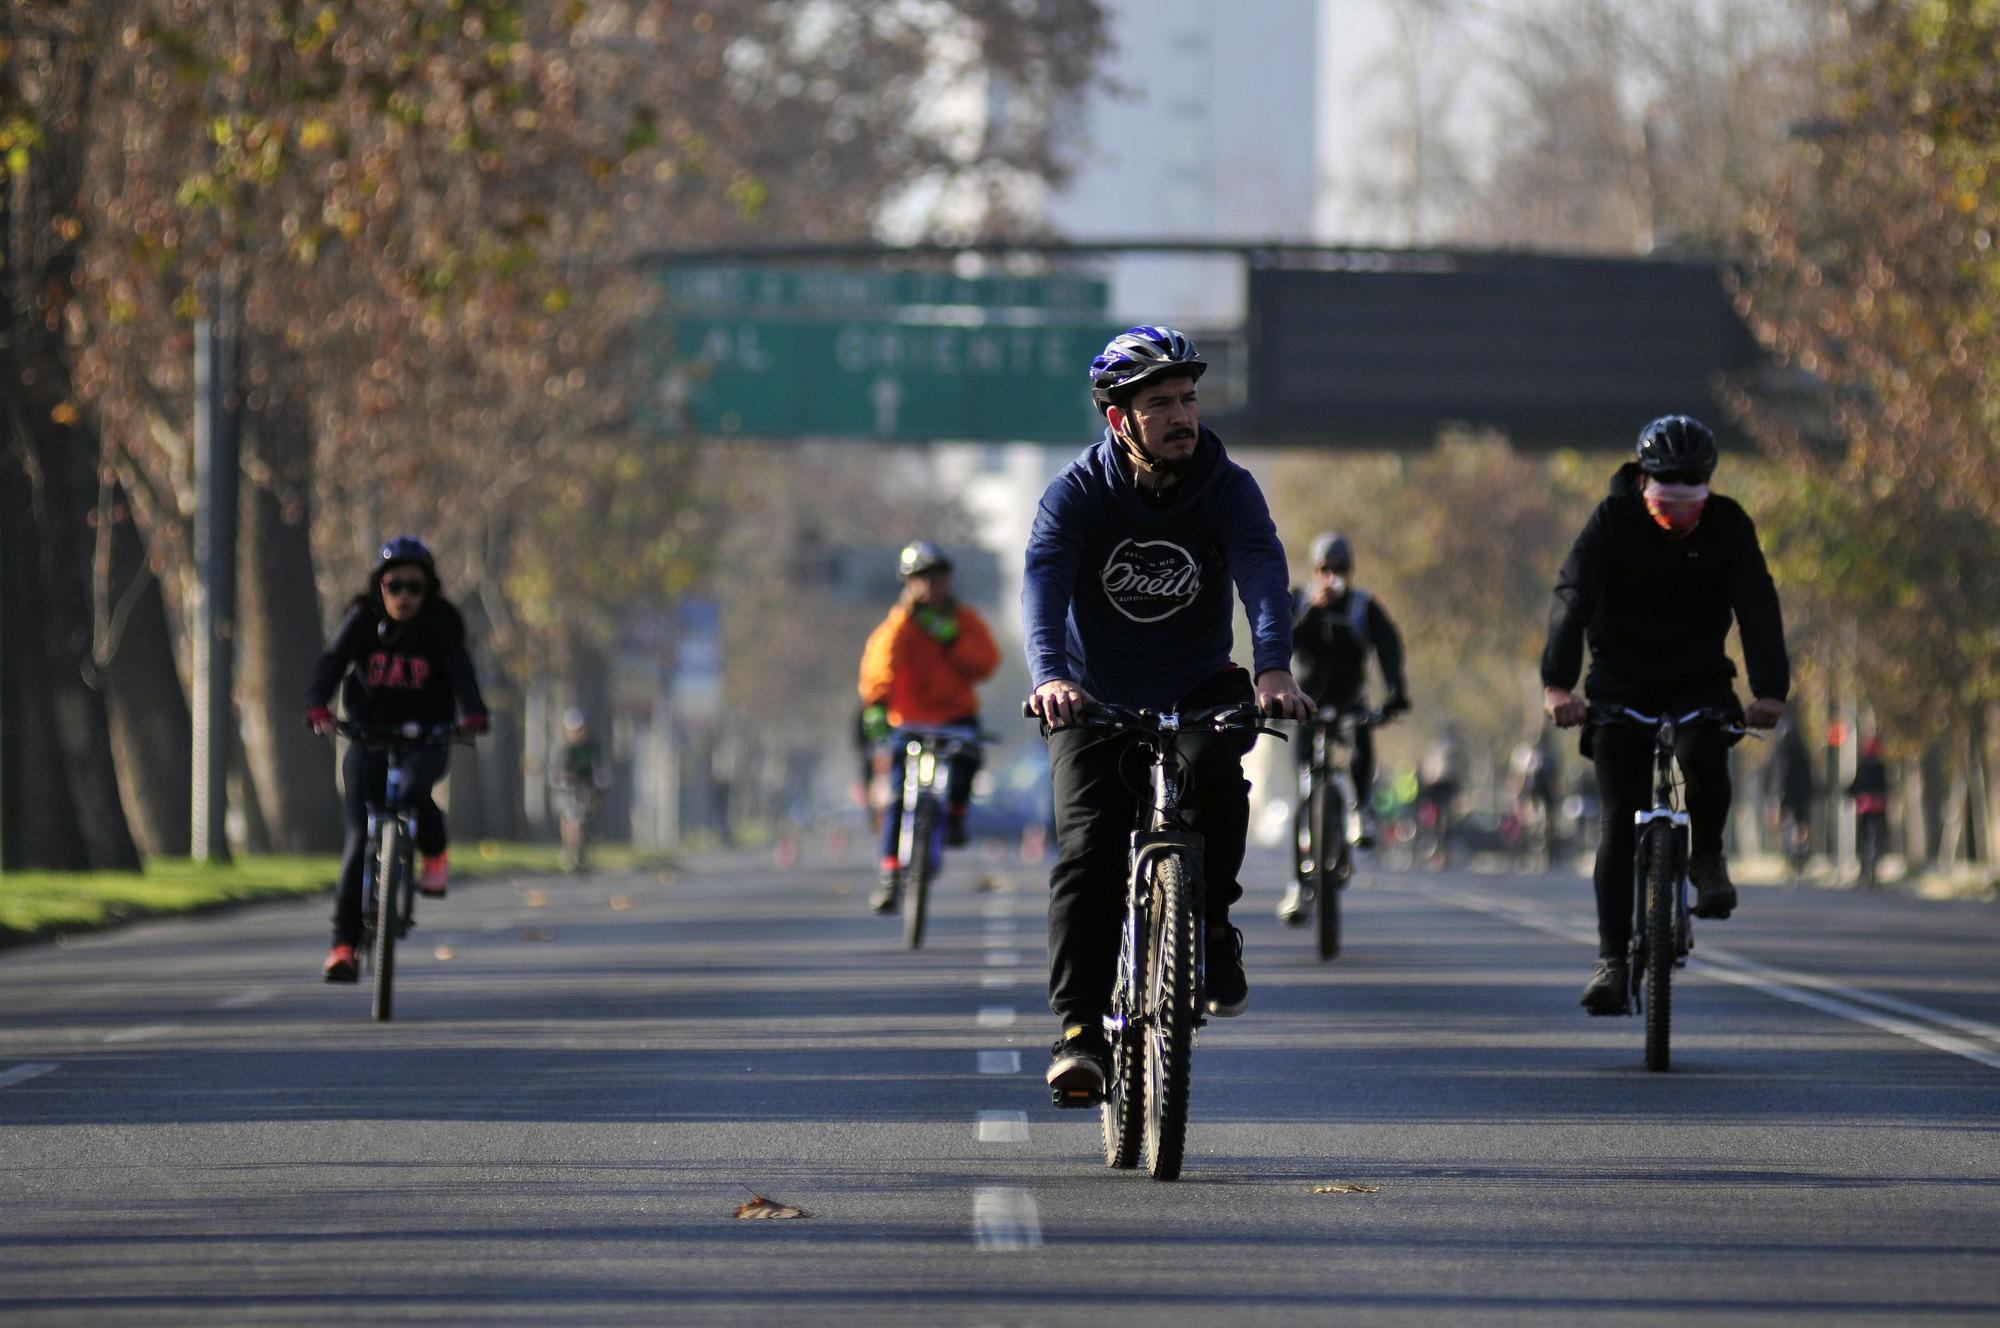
[1580,957,1630,1016]
[1689,853,1737,919]
[1276,882,1309,927]
[1205,924,1249,1018]
[1046,1023,1110,1107]
[869,866,901,915]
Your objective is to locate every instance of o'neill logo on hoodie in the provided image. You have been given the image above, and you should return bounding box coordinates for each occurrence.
[1101,538,1202,623]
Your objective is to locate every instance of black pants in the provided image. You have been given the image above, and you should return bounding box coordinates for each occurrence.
[1045,668,1256,1026]
[1589,717,1731,959]
[332,742,449,946]
[1296,717,1373,809]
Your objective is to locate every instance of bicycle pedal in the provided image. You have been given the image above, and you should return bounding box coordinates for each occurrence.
[1051,1085,1102,1109]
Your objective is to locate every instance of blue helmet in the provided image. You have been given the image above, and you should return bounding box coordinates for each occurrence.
[1089,326,1207,414]
[376,535,435,578]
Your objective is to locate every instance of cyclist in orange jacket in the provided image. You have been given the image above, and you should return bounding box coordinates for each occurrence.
[858,541,1001,912]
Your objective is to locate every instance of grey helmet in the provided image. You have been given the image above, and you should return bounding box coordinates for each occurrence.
[1309,532,1353,572]
[897,540,952,579]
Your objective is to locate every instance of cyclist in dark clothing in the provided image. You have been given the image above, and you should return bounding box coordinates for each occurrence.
[1542,416,1789,1015]
[1024,325,1312,1105]
[1281,531,1409,921]
[1762,715,1815,869]
[1846,736,1890,886]
[307,537,488,982]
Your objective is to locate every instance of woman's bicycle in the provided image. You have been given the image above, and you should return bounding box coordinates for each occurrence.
[335,720,469,1022]
[1028,699,1282,1181]
[886,725,990,949]
[1589,704,1757,1072]
[1287,709,1381,961]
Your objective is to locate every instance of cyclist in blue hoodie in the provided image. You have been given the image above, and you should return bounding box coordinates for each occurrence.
[1024,326,1313,1105]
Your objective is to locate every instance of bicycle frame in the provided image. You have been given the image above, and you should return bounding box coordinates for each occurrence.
[1295,711,1375,883]
[891,725,985,872]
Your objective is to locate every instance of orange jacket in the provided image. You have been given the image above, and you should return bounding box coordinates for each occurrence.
[859,601,1000,727]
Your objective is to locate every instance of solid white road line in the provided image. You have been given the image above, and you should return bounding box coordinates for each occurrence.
[0,1063,58,1089]
[978,1050,1023,1074]
[975,1006,1017,1028]
[977,1110,1031,1143]
[1399,879,2000,1073]
[102,1025,181,1044]
[973,1186,1042,1250]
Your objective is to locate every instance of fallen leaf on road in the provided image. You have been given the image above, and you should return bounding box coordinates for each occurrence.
[521,928,556,942]
[1311,1183,1380,1195]
[974,875,1007,893]
[609,895,633,911]
[433,945,456,961]
[522,888,550,908]
[734,1189,809,1220]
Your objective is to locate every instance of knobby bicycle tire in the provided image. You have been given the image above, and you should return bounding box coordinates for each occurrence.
[1102,907,1146,1169]
[1313,783,1343,962]
[1144,852,1198,1181]
[372,820,402,1022]
[1643,822,1677,1072]
[902,798,936,950]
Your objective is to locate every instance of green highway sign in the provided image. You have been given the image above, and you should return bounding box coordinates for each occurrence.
[646,317,1120,443]
[662,265,1108,315]
[639,262,1117,443]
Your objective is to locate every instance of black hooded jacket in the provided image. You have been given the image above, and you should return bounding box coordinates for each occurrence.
[1541,463,1789,705]
[307,598,487,728]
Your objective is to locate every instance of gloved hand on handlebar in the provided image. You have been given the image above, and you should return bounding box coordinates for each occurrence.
[911,604,959,646]
[306,706,335,736]
[1382,694,1411,720]
[861,702,891,743]
[460,711,490,735]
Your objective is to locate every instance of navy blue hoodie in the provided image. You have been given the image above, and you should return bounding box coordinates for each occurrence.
[1023,426,1293,709]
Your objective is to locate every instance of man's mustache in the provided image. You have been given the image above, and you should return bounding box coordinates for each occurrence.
[1165,428,1196,442]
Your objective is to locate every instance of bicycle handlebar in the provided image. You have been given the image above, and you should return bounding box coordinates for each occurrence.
[331,719,475,749]
[1021,699,1287,741]
[1586,704,1762,739]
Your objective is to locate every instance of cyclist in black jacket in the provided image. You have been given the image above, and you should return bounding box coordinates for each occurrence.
[1541,417,1789,1015]
[306,537,489,982]
[1281,532,1409,922]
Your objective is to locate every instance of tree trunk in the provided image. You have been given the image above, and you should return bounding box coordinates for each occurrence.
[235,362,341,853]
[97,479,193,857]
[2,28,140,870]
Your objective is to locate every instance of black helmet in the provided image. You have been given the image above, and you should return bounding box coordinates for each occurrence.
[376,535,435,578]
[897,540,952,578]
[1636,415,1718,479]
[1088,325,1207,414]
[1309,531,1352,572]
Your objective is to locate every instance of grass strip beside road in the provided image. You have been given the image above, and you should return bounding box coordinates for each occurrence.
[0,841,670,946]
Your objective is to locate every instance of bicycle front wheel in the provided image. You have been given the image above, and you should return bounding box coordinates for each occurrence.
[901,798,936,949]
[1642,822,1678,1072]
[1143,852,1198,1181]
[371,821,402,1022]
[1314,784,1343,961]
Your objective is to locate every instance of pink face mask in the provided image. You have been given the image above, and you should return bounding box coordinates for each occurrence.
[1644,479,1709,535]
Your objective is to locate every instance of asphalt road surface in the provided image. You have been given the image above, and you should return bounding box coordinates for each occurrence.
[3,842,1997,1326]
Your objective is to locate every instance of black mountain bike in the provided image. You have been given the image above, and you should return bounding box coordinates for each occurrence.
[887,725,990,950]
[1288,709,1381,961]
[1590,705,1756,1072]
[1029,699,1282,1181]
[335,720,468,1022]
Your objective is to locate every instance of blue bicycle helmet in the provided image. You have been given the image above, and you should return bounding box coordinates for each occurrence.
[1088,326,1207,414]
[376,535,436,577]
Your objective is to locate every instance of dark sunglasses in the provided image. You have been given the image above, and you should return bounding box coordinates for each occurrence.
[382,578,428,597]
[1316,564,1350,576]
[1649,469,1710,487]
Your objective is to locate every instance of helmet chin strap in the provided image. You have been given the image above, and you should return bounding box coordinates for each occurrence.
[1115,415,1188,479]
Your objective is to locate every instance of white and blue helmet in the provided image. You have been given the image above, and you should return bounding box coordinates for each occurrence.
[1088,326,1207,414]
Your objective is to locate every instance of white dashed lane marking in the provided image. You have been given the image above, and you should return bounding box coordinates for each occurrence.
[102,1025,180,1044]
[975,1006,1017,1028]
[985,951,1022,968]
[216,989,273,1010]
[973,1187,1042,1250]
[977,1110,1030,1143]
[0,1063,59,1089]
[978,1050,1023,1074]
